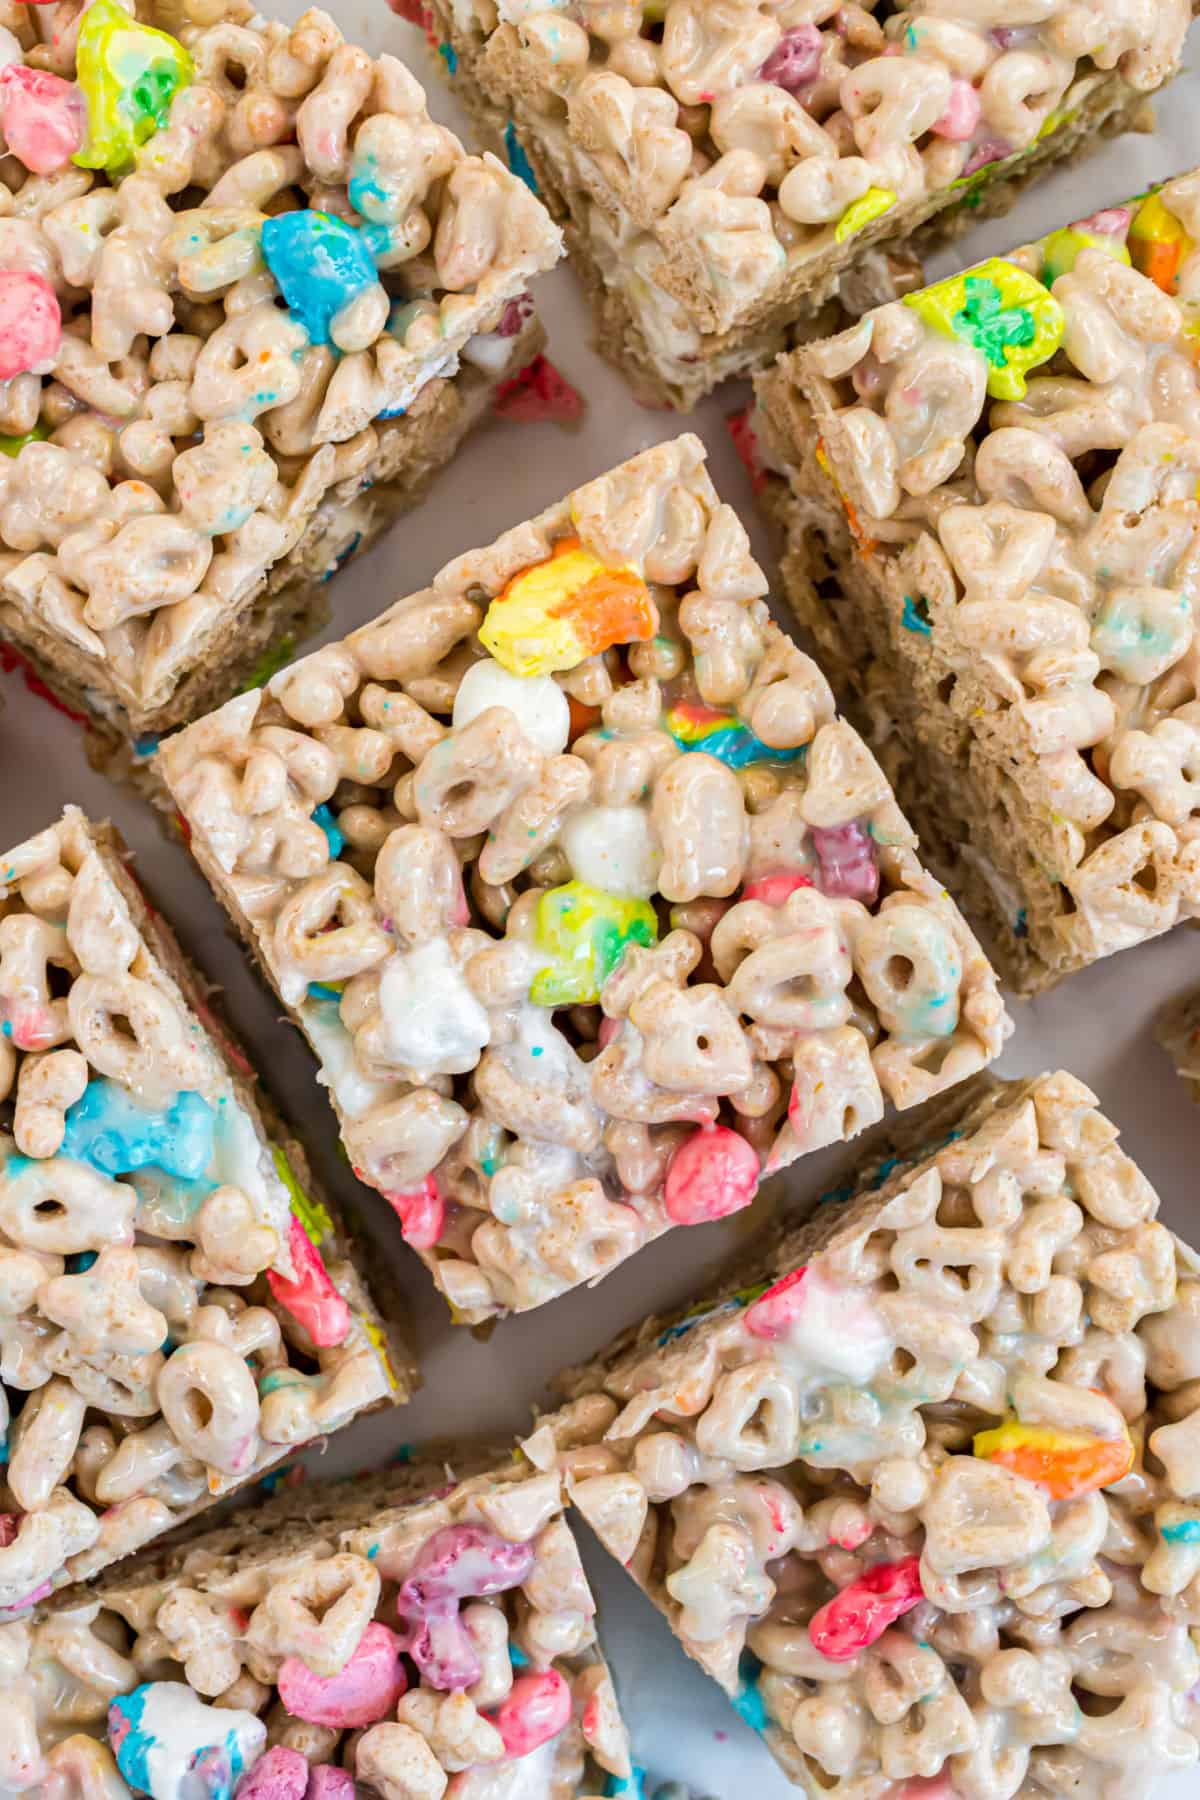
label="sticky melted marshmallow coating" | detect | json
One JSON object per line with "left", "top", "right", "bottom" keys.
{"left": 0, "top": 1456, "right": 632, "bottom": 1800}
{"left": 530, "top": 1070, "right": 1200, "bottom": 1799}
{"left": 0, "top": 0, "right": 561, "bottom": 724}
{"left": 157, "top": 432, "right": 1009, "bottom": 1325}
{"left": 758, "top": 168, "right": 1200, "bottom": 988}
{"left": 0, "top": 807, "right": 407, "bottom": 1613}
{"left": 423, "top": 0, "right": 1190, "bottom": 397}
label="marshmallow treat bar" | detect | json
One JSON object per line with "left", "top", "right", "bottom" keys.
{"left": 1157, "top": 988, "right": 1200, "bottom": 1104}
{"left": 755, "top": 171, "right": 1200, "bottom": 993}
{"left": 0, "top": 807, "right": 415, "bottom": 1614}
{"left": 0, "top": 0, "right": 562, "bottom": 764}
{"left": 418, "top": 0, "right": 1194, "bottom": 411}
{"left": 530, "top": 1070, "right": 1200, "bottom": 1799}
{"left": 156, "top": 432, "right": 1010, "bottom": 1326}
{"left": 1, "top": 1450, "right": 633, "bottom": 1800}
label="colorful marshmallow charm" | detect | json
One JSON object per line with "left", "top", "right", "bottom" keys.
{"left": 811, "top": 822, "right": 878, "bottom": 902}
{"left": 0, "top": 271, "right": 60, "bottom": 381}
{"left": 452, "top": 656, "right": 571, "bottom": 756}
{"left": 265, "top": 1214, "right": 351, "bottom": 1348}
{"left": 1128, "top": 191, "right": 1194, "bottom": 293}
{"left": 61, "top": 1079, "right": 214, "bottom": 1180}
{"left": 904, "top": 257, "right": 1064, "bottom": 400}
{"left": 1040, "top": 208, "right": 1133, "bottom": 283}
{"left": 663, "top": 1125, "right": 760, "bottom": 1226}
{"left": 108, "top": 1682, "right": 266, "bottom": 1800}
{"left": 277, "top": 1624, "right": 407, "bottom": 1728}
{"left": 0, "top": 65, "right": 85, "bottom": 174}
{"left": 232, "top": 1748, "right": 308, "bottom": 1800}
{"left": 665, "top": 700, "right": 806, "bottom": 770}
{"left": 480, "top": 537, "right": 657, "bottom": 678}
{"left": 973, "top": 1415, "right": 1135, "bottom": 1500}
{"left": 807, "top": 1556, "right": 924, "bottom": 1661}
{"left": 384, "top": 1174, "right": 445, "bottom": 1249}
{"left": 834, "top": 186, "right": 896, "bottom": 244}
{"left": 73, "top": 0, "right": 193, "bottom": 175}
{"left": 494, "top": 1669, "right": 572, "bottom": 1757}
{"left": 529, "top": 880, "right": 657, "bottom": 1006}
{"left": 260, "top": 211, "right": 379, "bottom": 346}
{"left": 397, "top": 1523, "right": 536, "bottom": 1692}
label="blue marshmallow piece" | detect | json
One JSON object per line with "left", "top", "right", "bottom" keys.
{"left": 61, "top": 1079, "right": 215, "bottom": 1181}
{"left": 261, "top": 210, "right": 378, "bottom": 345}
{"left": 109, "top": 1683, "right": 266, "bottom": 1800}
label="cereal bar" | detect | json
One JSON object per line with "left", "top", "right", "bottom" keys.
{"left": 530, "top": 1069, "right": 1200, "bottom": 1798}
{"left": 1157, "top": 988, "right": 1200, "bottom": 1103}
{"left": 1, "top": 1449, "right": 633, "bottom": 1800}
{"left": 418, "top": 0, "right": 1193, "bottom": 410}
{"left": 0, "top": 0, "right": 562, "bottom": 763}
{"left": 0, "top": 807, "right": 414, "bottom": 1612}
{"left": 756, "top": 171, "right": 1200, "bottom": 993}
{"left": 156, "top": 433, "right": 1010, "bottom": 1324}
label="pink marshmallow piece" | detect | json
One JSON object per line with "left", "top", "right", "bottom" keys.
{"left": 741, "top": 870, "right": 814, "bottom": 907}
{"left": 265, "top": 1214, "right": 352, "bottom": 1348}
{"left": 1071, "top": 206, "right": 1133, "bottom": 237}
{"left": 398, "top": 1524, "right": 536, "bottom": 1619}
{"left": 0, "top": 270, "right": 59, "bottom": 381}
{"left": 744, "top": 1267, "right": 809, "bottom": 1340}
{"left": 277, "top": 1622, "right": 407, "bottom": 1728}
{"left": 304, "top": 1771, "right": 355, "bottom": 1800}
{"left": 931, "top": 77, "right": 981, "bottom": 141}
{"left": 808, "top": 1555, "right": 924, "bottom": 1662}
{"left": 494, "top": 1669, "right": 572, "bottom": 1759}
{"left": 401, "top": 1610, "right": 481, "bottom": 1692}
{"left": 384, "top": 1174, "right": 445, "bottom": 1250}
{"left": 663, "top": 1124, "right": 759, "bottom": 1226}
{"left": 759, "top": 24, "right": 822, "bottom": 93}
{"left": 233, "top": 1747, "right": 308, "bottom": 1800}
{"left": 0, "top": 66, "right": 84, "bottom": 174}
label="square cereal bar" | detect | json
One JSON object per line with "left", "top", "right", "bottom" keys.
{"left": 421, "top": 0, "right": 1193, "bottom": 409}
{"left": 531, "top": 1070, "right": 1200, "bottom": 1797}
{"left": 158, "top": 432, "right": 1009, "bottom": 1325}
{"left": 756, "top": 171, "right": 1200, "bottom": 993}
{"left": 0, "top": 807, "right": 414, "bottom": 1613}
{"left": 0, "top": 0, "right": 561, "bottom": 763}
{"left": 2, "top": 1449, "right": 632, "bottom": 1799}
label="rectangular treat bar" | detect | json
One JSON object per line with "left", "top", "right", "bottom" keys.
{"left": 0, "top": 0, "right": 561, "bottom": 765}
{"left": 0, "top": 807, "right": 414, "bottom": 1613}
{"left": 421, "top": 0, "right": 1193, "bottom": 409}
{"left": 2, "top": 1449, "right": 633, "bottom": 1799}
{"left": 157, "top": 432, "right": 1010, "bottom": 1324}
{"left": 532, "top": 1070, "right": 1200, "bottom": 1797}
{"left": 756, "top": 170, "right": 1200, "bottom": 993}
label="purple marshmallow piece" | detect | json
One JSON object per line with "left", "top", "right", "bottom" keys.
{"left": 758, "top": 25, "right": 822, "bottom": 94}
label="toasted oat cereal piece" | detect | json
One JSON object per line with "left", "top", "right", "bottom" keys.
{"left": 756, "top": 171, "right": 1200, "bottom": 993}
{"left": 0, "top": 0, "right": 562, "bottom": 770}
{"left": 419, "top": 0, "right": 1194, "bottom": 409}
{"left": 157, "top": 432, "right": 1009, "bottom": 1325}
{"left": 1, "top": 1448, "right": 632, "bottom": 1800}
{"left": 531, "top": 1070, "right": 1200, "bottom": 1797}
{"left": 0, "top": 807, "right": 414, "bottom": 1612}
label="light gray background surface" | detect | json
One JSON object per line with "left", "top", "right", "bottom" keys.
{"left": 2, "top": 10, "right": 1199, "bottom": 1792}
